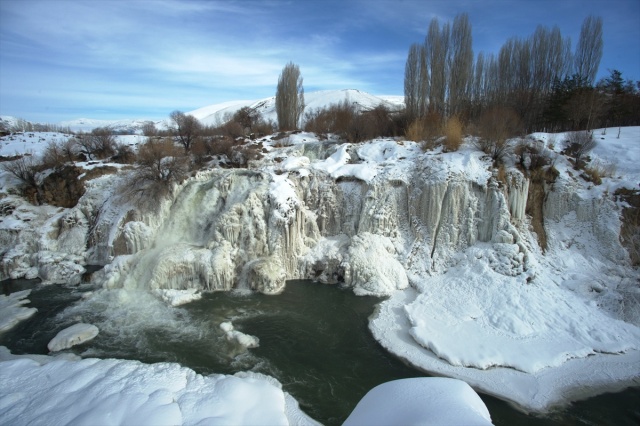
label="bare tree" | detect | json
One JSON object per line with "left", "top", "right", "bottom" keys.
{"left": 448, "top": 13, "right": 473, "bottom": 118}
{"left": 141, "top": 121, "right": 158, "bottom": 137}
{"left": 574, "top": 16, "right": 603, "bottom": 86}
{"left": 275, "top": 62, "right": 305, "bottom": 131}
{"left": 75, "top": 127, "right": 117, "bottom": 160}
{"left": 425, "top": 18, "right": 450, "bottom": 116}
{"left": 404, "top": 43, "right": 428, "bottom": 121}
{"left": 128, "top": 138, "right": 188, "bottom": 199}
{"left": 170, "top": 111, "right": 202, "bottom": 152}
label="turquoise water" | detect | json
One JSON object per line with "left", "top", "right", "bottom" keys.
{"left": 1, "top": 279, "right": 639, "bottom": 425}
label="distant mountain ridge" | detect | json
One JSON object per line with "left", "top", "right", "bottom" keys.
{"left": 1, "top": 90, "right": 404, "bottom": 134}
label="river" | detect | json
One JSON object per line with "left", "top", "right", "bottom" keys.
{"left": 1, "top": 279, "right": 639, "bottom": 425}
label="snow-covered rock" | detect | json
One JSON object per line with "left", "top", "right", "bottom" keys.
{"left": 152, "top": 288, "right": 202, "bottom": 306}
{"left": 343, "top": 378, "right": 493, "bottom": 426}
{"left": 47, "top": 323, "right": 99, "bottom": 352}
{"left": 219, "top": 321, "right": 260, "bottom": 348}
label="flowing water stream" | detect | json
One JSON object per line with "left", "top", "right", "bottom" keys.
{"left": 1, "top": 279, "right": 639, "bottom": 425}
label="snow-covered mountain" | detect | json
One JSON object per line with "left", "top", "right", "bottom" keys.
{"left": 188, "top": 89, "right": 404, "bottom": 126}
{"left": 2, "top": 90, "right": 404, "bottom": 134}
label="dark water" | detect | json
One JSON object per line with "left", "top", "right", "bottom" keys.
{"left": 1, "top": 279, "right": 639, "bottom": 425}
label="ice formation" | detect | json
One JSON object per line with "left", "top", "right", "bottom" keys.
{"left": 0, "top": 290, "right": 37, "bottom": 332}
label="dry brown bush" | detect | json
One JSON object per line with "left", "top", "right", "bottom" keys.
{"left": 443, "top": 116, "right": 463, "bottom": 152}
{"left": 405, "top": 111, "right": 442, "bottom": 144}
{"left": 113, "top": 143, "right": 136, "bottom": 164}
{"left": 473, "top": 106, "right": 522, "bottom": 162}
{"left": 127, "top": 138, "right": 188, "bottom": 199}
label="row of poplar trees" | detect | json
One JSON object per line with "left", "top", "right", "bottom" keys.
{"left": 404, "top": 14, "right": 615, "bottom": 132}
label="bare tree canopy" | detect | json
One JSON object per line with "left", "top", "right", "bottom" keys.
{"left": 170, "top": 111, "right": 202, "bottom": 151}
{"left": 574, "top": 15, "right": 603, "bottom": 86}
{"left": 275, "top": 62, "right": 305, "bottom": 131}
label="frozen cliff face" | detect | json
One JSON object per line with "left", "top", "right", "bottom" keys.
{"left": 2, "top": 133, "right": 636, "bottom": 307}
{"left": 0, "top": 195, "right": 87, "bottom": 283}
{"left": 75, "top": 139, "right": 530, "bottom": 295}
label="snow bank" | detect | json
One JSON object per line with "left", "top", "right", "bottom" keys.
{"left": 0, "top": 347, "right": 319, "bottom": 426}
{"left": 0, "top": 290, "right": 37, "bottom": 332}
{"left": 312, "top": 144, "right": 377, "bottom": 182}
{"left": 47, "top": 323, "right": 99, "bottom": 352}
{"left": 371, "top": 287, "right": 640, "bottom": 412}
{"left": 343, "top": 378, "right": 493, "bottom": 426}
{"left": 404, "top": 246, "right": 640, "bottom": 374}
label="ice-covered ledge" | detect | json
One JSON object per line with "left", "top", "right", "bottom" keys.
{"left": 370, "top": 288, "right": 640, "bottom": 413}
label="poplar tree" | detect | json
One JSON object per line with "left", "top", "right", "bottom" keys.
{"left": 404, "top": 43, "right": 428, "bottom": 121}
{"left": 275, "top": 62, "right": 305, "bottom": 131}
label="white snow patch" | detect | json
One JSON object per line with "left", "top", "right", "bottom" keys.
{"left": 312, "top": 144, "right": 377, "bottom": 182}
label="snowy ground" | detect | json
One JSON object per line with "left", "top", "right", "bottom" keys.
{"left": 1, "top": 125, "right": 639, "bottom": 421}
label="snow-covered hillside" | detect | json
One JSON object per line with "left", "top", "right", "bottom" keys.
{"left": 1, "top": 123, "right": 639, "bottom": 422}
{"left": 2, "top": 90, "right": 404, "bottom": 134}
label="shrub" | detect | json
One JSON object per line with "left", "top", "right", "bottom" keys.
{"left": 41, "top": 141, "right": 67, "bottom": 169}
{"left": 564, "top": 130, "right": 596, "bottom": 167}
{"left": 113, "top": 143, "right": 136, "bottom": 164}
{"left": 0, "top": 155, "right": 41, "bottom": 203}
{"left": 405, "top": 111, "right": 442, "bottom": 144}
{"left": 473, "top": 106, "right": 522, "bottom": 163}
{"left": 405, "top": 118, "right": 428, "bottom": 142}
{"left": 443, "top": 116, "right": 463, "bottom": 152}
{"left": 514, "top": 138, "right": 553, "bottom": 172}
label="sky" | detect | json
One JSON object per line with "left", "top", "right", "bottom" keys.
{"left": 0, "top": 0, "right": 638, "bottom": 123}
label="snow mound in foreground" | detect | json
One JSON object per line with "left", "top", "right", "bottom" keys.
{"left": 343, "top": 377, "right": 493, "bottom": 426}
{"left": 0, "top": 347, "right": 319, "bottom": 426}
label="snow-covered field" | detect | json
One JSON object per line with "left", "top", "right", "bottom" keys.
{"left": 1, "top": 104, "right": 639, "bottom": 423}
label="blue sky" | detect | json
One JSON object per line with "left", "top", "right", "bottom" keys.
{"left": 1, "top": 0, "right": 638, "bottom": 123}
